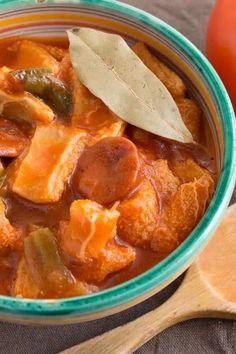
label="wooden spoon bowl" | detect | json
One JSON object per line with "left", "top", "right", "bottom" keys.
{"left": 62, "top": 203, "right": 236, "bottom": 354}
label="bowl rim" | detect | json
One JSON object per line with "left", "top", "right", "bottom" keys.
{"left": 0, "top": 0, "right": 235, "bottom": 318}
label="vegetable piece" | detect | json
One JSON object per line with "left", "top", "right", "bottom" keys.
{"left": 68, "top": 28, "right": 193, "bottom": 143}
{"left": 59, "top": 199, "right": 120, "bottom": 259}
{"left": 9, "top": 40, "right": 59, "bottom": 74}
{"left": 77, "top": 241, "right": 136, "bottom": 282}
{"left": 175, "top": 98, "right": 201, "bottom": 142}
{"left": 118, "top": 178, "right": 159, "bottom": 247}
{"left": 12, "top": 68, "right": 71, "bottom": 115}
{"left": 12, "top": 124, "right": 87, "bottom": 203}
{"left": 132, "top": 42, "right": 186, "bottom": 99}
{"left": 0, "top": 89, "right": 54, "bottom": 123}
{"left": 24, "top": 228, "right": 75, "bottom": 295}
{"left": 0, "top": 199, "right": 20, "bottom": 252}
{"left": 0, "top": 118, "right": 29, "bottom": 157}
{"left": 76, "top": 137, "right": 140, "bottom": 204}
{"left": 14, "top": 257, "right": 97, "bottom": 298}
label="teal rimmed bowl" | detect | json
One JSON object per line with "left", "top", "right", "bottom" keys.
{"left": 0, "top": 0, "right": 235, "bottom": 324}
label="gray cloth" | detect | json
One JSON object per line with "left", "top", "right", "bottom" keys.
{"left": 1, "top": 1, "right": 236, "bottom": 353}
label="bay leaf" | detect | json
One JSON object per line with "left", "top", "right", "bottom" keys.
{"left": 68, "top": 28, "right": 193, "bottom": 143}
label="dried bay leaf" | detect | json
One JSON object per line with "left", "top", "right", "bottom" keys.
{"left": 68, "top": 28, "right": 193, "bottom": 143}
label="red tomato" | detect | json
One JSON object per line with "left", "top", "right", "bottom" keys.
{"left": 206, "top": 0, "right": 236, "bottom": 109}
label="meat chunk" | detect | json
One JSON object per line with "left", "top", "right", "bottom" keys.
{"left": 12, "top": 124, "right": 87, "bottom": 203}
{"left": 9, "top": 40, "right": 60, "bottom": 74}
{"left": 133, "top": 42, "right": 186, "bottom": 98}
{"left": 34, "top": 43, "right": 68, "bottom": 61}
{"left": 118, "top": 178, "right": 159, "bottom": 247}
{"left": 78, "top": 241, "right": 136, "bottom": 283}
{"left": 67, "top": 63, "right": 125, "bottom": 140}
{"left": 76, "top": 137, "right": 140, "bottom": 205}
{"left": 0, "top": 199, "right": 19, "bottom": 252}
{"left": 144, "top": 159, "right": 180, "bottom": 205}
{"left": 9, "top": 40, "right": 68, "bottom": 62}
{"left": 60, "top": 199, "right": 120, "bottom": 259}
{"left": 151, "top": 174, "right": 215, "bottom": 257}
{"left": 176, "top": 98, "right": 201, "bottom": 141}
{"left": 171, "top": 159, "right": 215, "bottom": 194}
{"left": 60, "top": 199, "right": 135, "bottom": 282}
{"left": 0, "top": 119, "right": 29, "bottom": 157}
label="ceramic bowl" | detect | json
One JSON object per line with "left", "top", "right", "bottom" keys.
{"left": 0, "top": 0, "right": 235, "bottom": 325}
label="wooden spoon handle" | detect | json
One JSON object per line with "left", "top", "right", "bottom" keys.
{"left": 61, "top": 266, "right": 226, "bottom": 354}
{"left": 61, "top": 295, "right": 186, "bottom": 354}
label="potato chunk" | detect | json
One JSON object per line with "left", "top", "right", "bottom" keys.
{"left": 60, "top": 199, "right": 120, "bottom": 259}
{"left": 0, "top": 199, "right": 19, "bottom": 252}
{"left": 132, "top": 42, "right": 186, "bottom": 98}
{"left": 118, "top": 178, "right": 159, "bottom": 247}
{"left": 176, "top": 98, "right": 201, "bottom": 141}
{"left": 12, "top": 124, "right": 87, "bottom": 203}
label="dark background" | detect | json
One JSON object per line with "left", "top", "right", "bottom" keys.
{"left": 1, "top": 1, "right": 236, "bottom": 353}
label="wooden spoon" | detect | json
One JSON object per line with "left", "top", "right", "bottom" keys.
{"left": 62, "top": 203, "right": 236, "bottom": 354}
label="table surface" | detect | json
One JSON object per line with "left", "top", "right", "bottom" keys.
{"left": 1, "top": 1, "right": 236, "bottom": 354}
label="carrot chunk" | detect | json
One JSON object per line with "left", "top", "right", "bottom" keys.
{"left": 76, "top": 137, "right": 140, "bottom": 205}
{"left": 132, "top": 42, "right": 186, "bottom": 98}
{"left": 12, "top": 124, "right": 87, "bottom": 203}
